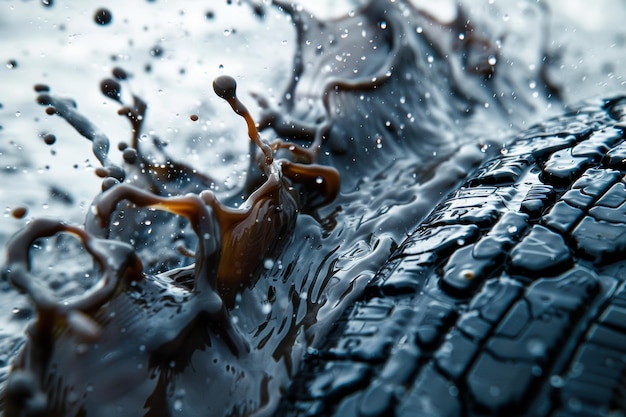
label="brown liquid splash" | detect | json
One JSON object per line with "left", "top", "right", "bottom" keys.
{"left": 5, "top": 68, "right": 340, "bottom": 415}
{"left": 2, "top": 1, "right": 558, "bottom": 416}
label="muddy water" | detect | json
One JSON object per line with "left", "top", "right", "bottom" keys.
{"left": 0, "top": 1, "right": 625, "bottom": 416}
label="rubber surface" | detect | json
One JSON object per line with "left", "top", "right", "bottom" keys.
{"left": 275, "top": 96, "right": 626, "bottom": 417}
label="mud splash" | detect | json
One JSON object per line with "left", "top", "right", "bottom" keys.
{"left": 1, "top": 1, "right": 563, "bottom": 416}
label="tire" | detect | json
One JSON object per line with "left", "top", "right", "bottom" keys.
{"left": 274, "top": 96, "right": 626, "bottom": 417}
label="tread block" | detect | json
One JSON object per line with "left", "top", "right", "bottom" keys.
{"left": 467, "top": 353, "right": 538, "bottom": 411}
{"left": 508, "top": 135, "right": 576, "bottom": 160}
{"left": 520, "top": 184, "right": 556, "bottom": 218}
{"left": 488, "top": 313, "right": 569, "bottom": 365}
{"left": 570, "top": 141, "right": 608, "bottom": 160}
{"left": 329, "top": 303, "right": 413, "bottom": 361}
{"left": 379, "top": 343, "right": 421, "bottom": 384}
{"left": 571, "top": 343, "right": 625, "bottom": 377}
{"left": 305, "top": 362, "right": 372, "bottom": 401}
{"left": 411, "top": 301, "right": 457, "bottom": 350}
{"left": 571, "top": 168, "right": 621, "bottom": 197}
{"left": 358, "top": 382, "right": 396, "bottom": 417}
{"left": 541, "top": 149, "right": 591, "bottom": 185}
{"left": 396, "top": 365, "right": 462, "bottom": 417}
{"left": 440, "top": 244, "right": 499, "bottom": 297}
{"left": 572, "top": 217, "right": 626, "bottom": 264}
{"left": 586, "top": 127, "right": 624, "bottom": 149}
{"left": 395, "top": 224, "right": 479, "bottom": 259}
{"left": 596, "top": 181, "right": 626, "bottom": 208}
{"left": 589, "top": 204, "right": 626, "bottom": 224}
{"left": 468, "top": 279, "right": 522, "bottom": 323}
{"left": 435, "top": 329, "right": 479, "bottom": 380}
{"left": 561, "top": 379, "right": 621, "bottom": 409}
{"left": 598, "top": 304, "right": 626, "bottom": 331}
{"left": 468, "top": 156, "right": 529, "bottom": 186}
{"left": 542, "top": 201, "right": 585, "bottom": 234}
{"left": 483, "top": 269, "right": 600, "bottom": 369}
{"left": 491, "top": 301, "right": 530, "bottom": 338}
{"left": 558, "top": 340, "right": 626, "bottom": 413}
{"left": 560, "top": 189, "right": 594, "bottom": 209}
{"left": 525, "top": 268, "right": 600, "bottom": 317}
{"left": 604, "top": 142, "right": 626, "bottom": 169}
{"left": 377, "top": 264, "right": 427, "bottom": 296}
{"left": 456, "top": 311, "right": 492, "bottom": 342}
{"left": 509, "top": 225, "right": 572, "bottom": 276}
{"left": 424, "top": 187, "right": 503, "bottom": 227}
{"left": 440, "top": 212, "right": 529, "bottom": 298}
{"left": 586, "top": 324, "right": 626, "bottom": 352}
{"left": 473, "top": 211, "right": 530, "bottom": 259}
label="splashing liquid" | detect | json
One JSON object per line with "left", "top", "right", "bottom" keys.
{"left": 1, "top": 1, "right": 559, "bottom": 416}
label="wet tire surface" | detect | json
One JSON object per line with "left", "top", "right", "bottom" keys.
{"left": 275, "top": 96, "right": 626, "bottom": 417}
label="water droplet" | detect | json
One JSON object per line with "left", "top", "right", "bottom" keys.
{"left": 550, "top": 375, "right": 564, "bottom": 388}
{"left": 568, "top": 397, "right": 582, "bottom": 411}
{"left": 43, "top": 133, "right": 56, "bottom": 145}
{"left": 264, "top": 258, "right": 274, "bottom": 269}
{"left": 460, "top": 270, "right": 474, "bottom": 280}
{"left": 173, "top": 399, "right": 183, "bottom": 411}
{"left": 507, "top": 225, "right": 517, "bottom": 234}
{"left": 527, "top": 338, "right": 546, "bottom": 357}
{"left": 379, "top": 21, "right": 387, "bottom": 30}
{"left": 261, "top": 303, "right": 272, "bottom": 314}
{"left": 94, "top": 8, "right": 113, "bottom": 26}
{"left": 488, "top": 56, "right": 497, "bottom": 66}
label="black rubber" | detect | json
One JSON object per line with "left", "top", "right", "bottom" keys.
{"left": 274, "top": 96, "right": 626, "bottom": 417}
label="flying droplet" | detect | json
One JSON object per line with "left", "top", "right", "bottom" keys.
{"left": 94, "top": 8, "right": 113, "bottom": 26}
